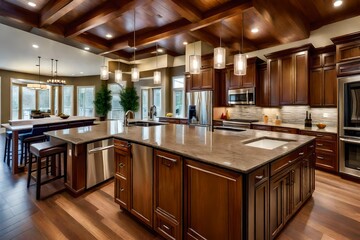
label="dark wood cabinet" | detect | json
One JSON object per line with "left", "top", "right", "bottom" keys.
{"left": 227, "top": 57, "right": 264, "bottom": 90}
{"left": 154, "top": 150, "right": 182, "bottom": 240}
{"left": 158, "top": 117, "right": 188, "bottom": 125}
{"left": 300, "top": 130, "right": 338, "bottom": 173}
{"left": 310, "top": 46, "right": 337, "bottom": 107}
{"left": 269, "top": 143, "right": 314, "bottom": 239}
{"left": 247, "top": 165, "right": 269, "bottom": 240}
{"left": 201, "top": 68, "right": 214, "bottom": 89}
{"left": 114, "top": 139, "right": 131, "bottom": 210}
{"left": 186, "top": 55, "right": 215, "bottom": 91}
{"left": 266, "top": 44, "right": 312, "bottom": 106}
{"left": 257, "top": 63, "right": 270, "bottom": 107}
{"left": 271, "top": 126, "right": 299, "bottom": 134}
{"left": 331, "top": 32, "right": 360, "bottom": 76}
{"left": 184, "top": 159, "right": 242, "bottom": 240}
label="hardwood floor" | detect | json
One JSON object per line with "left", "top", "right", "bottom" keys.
{"left": 0, "top": 133, "right": 359, "bottom": 240}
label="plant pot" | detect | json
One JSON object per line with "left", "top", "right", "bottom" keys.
{"left": 99, "top": 116, "right": 106, "bottom": 121}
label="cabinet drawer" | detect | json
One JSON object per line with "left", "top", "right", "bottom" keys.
{"left": 115, "top": 150, "right": 129, "bottom": 177}
{"left": 315, "top": 152, "right": 337, "bottom": 170}
{"left": 155, "top": 212, "right": 180, "bottom": 240}
{"left": 114, "top": 139, "right": 130, "bottom": 152}
{"left": 272, "top": 126, "right": 298, "bottom": 134}
{"left": 250, "top": 165, "right": 269, "bottom": 185}
{"left": 115, "top": 177, "right": 129, "bottom": 209}
{"left": 213, "top": 120, "right": 223, "bottom": 126}
{"left": 271, "top": 145, "right": 307, "bottom": 176}
{"left": 180, "top": 119, "right": 189, "bottom": 125}
{"left": 316, "top": 140, "right": 336, "bottom": 154}
{"left": 167, "top": 119, "right": 180, "bottom": 124}
{"left": 300, "top": 130, "right": 337, "bottom": 141}
{"left": 252, "top": 124, "right": 272, "bottom": 131}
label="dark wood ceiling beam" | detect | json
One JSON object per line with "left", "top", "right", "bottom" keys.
{"left": 75, "top": 33, "right": 110, "bottom": 51}
{"left": 65, "top": 0, "right": 151, "bottom": 38}
{"left": 164, "top": 0, "right": 202, "bottom": 22}
{"left": 253, "top": 0, "right": 310, "bottom": 43}
{"left": 0, "top": 1, "right": 38, "bottom": 27}
{"left": 40, "top": 0, "right": 86, "bottom": 27}
{"left": 133, "top": 1, "right": 253, "bottom": 48}
{"left": 188, "top": 30, "right": 232, "bottom": 49}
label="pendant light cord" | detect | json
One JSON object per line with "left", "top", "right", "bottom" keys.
{"left": 55, "top": 60, "right": 58, "bottom": 78}
{"left": 38, "top": 56, "right": 41, "bottom": 83}
{"left": 241, "top": 12, "right": 244, "bottom": 54}
{"left": 156, "top": 43, "right": 158, "bottom": 68}
{"left": 220, "top": 20, "right": 222, "bottom": 47}
{"left": 133, "top": 9, "right": 136, "bottom": 64}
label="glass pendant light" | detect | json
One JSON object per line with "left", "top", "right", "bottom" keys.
{"left": 100, "top": 57, "right": 109, "bottom": 80}
{"left": 234, "top": 13, "right": 247, "bottom": 76}
{"left": 115, "top": 61, "right": 122, "bottom": 83}
{"left": 154, "top": 43, "right": 161, "bottom": 84}
{"left": 189, "top": 42, "right": 200, "bottom": 74}
{"left": 131, "top": 9, "right": 139, "bottom": 82}
{"left": 214, "top": 21, "right": 226, "bottom": 69}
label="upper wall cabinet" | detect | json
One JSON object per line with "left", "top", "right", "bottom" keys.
{"left": 226, "top": 57, "right": 264, "bottom": 90}
{"left": 186, "top": 55, "right": 214, "bottom": 91}
{"left": 331, "top": 32, "right": 360, "bottom": 76}
{"left": 265, "top": 44, "right": 313, "bottom": 106}
{"left": 309, "top": 45, "right": 337, "bottom": 107}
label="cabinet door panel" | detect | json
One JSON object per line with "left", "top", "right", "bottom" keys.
{"left": 185, "top": 160, "right": 242, "bottom": 240}
{"left": 115, "top": 177, "right": 129, "bottom": 209}
{"left": 243, "top": 63, "right": 256, "bottom": 87}
{"left": 255, "top": 181, "right": 269, "bottom": 240}
{"left": 269, "top": 59, "right": 280, "bottom": 106}
{"left": 228, "top": 68, "right": 242, "bottom": 89}
{"left": 302, "top": 157, "right": 312, "bottom": 201}
{"left": 191, "top": 74, "right": 201, "bottom": 90}
{"left": 309, "top": 68, "right": 323, "bottom": 106}
{"left": 269, "top": 176, "right": 285, "bottom": 239}
{"left": 292, "top": 161, "right": 303, "bottom": 213}
{"left": 279, "top": 56, "right": 293, "bottom": 105}
{"left": 294, "top": 53, "right": 308, "bottom": 105}
{"left": 201, "top": 68, "right": 213, "bottom": 89}
{"left": 323, "top": 66, "right": 337, "bottom": 107}
{"left": 258, "top": 65, "right": 269, "bottom": 106}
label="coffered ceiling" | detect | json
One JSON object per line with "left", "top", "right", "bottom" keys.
{"left": 0, "top": 0, "right": 359, "bottom": 63}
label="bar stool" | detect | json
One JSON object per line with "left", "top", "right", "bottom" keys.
{"left": 20, "top": 124, "right": 49, "bottom": 165}
{"left": 3, "top": 130, "right": 31, "bottom": 166}
{"left": 28, "top": 141, "right": 67, "bottom": 200}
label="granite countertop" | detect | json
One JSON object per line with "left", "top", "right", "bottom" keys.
{"left": 252, "top": 122, "right": 337, "bottom": 134}
{"left": 46, "top": 120, "right": 314, "bottom": 173}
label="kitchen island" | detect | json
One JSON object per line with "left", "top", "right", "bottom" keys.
{"left": 46, "top": 120, "right": 315, "bottom": 239}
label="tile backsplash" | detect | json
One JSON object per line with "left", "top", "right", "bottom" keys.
{"left": 215, "top": 106, "right": 338, "bottom": 127}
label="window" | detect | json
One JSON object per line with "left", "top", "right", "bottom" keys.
{"left": 22, "top": 87, "right": 36, "bottom": 119}
{"left": 172, "top": 76, "right": 185, "bottom": 117}
{"left": 141, "top": 87, "right": 162, "bottom": 120}
{"left": 62, "top": 85, "right": 74, "bottom": 115}
{"left": 38, "top": 87, "right": 51, "bottom": 112}
{"left": 77, "top": 86, "right": 95, "bottom": 117}
{"left": 11, "top": 85, "right": 19, "bottom": 120}
{"left": 141, "top": 89, "right": 149, "bottom": 120}
{"left": 153, "top": 88, "right": 161, "bottom": 117}
{"left": 108, "top": 84, "right": 124, "bottom": 120}
{"left": 54, "top": 87, "right": 59, "bottom": 115}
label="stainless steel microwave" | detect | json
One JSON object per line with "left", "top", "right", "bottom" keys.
{"left": 228, "top": 88, "right": 255, "bottom": 105}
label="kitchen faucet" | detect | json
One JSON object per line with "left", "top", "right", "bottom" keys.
{"left": 149, "top": 105, "right": 157, "bottom": 120}
{"left": 124, "top": 110, "right": 134, "bottom": 126}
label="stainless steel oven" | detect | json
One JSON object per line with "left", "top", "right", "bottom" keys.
{"left": 228, "top": 88, "right": 255, "bottom": 105}
{"left": 339, "top": 76, "right": 360, "bottom": 177}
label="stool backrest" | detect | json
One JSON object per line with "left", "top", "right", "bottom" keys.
{"left": 32, "top": 124, "right": 49, "bottom": 136}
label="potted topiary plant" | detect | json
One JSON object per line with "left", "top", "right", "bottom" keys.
{"left": 94, "top": 84, "right": 112, "bottom": 121}
{"left": 119, "top": 86, "right": 139, "bottom": 116}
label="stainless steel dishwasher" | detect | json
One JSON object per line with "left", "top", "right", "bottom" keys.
{"left": 86, "top": 138, "right": 114, "bottom": 188}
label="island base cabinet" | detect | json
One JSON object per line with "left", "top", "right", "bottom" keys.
{"left": 154, "top": 150, "right": 182, "bottom": 240}
{"left": 184, "top": 160, "right": 242, "bottom": 240}
{"left": 114, "top": 145, "right": 131, "bottom": 210}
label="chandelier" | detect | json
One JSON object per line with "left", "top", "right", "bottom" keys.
{"left": 47, "top": 59, "right": 66, "bottom": 85}
{"left": 27, "top": 56, "right": 47, "bottom": 90}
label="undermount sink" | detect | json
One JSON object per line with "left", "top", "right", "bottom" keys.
{"left": 244, "top": 137, "right": 294, "bottom": 150}
{"left": 128, "top": 121, "right": 164, "bottom": 127}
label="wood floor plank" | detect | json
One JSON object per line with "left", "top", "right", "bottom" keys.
{"left": 31, "top": 211, "right": 68, "bottom": 240}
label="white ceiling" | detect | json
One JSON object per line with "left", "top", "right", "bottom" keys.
{"left": 0, "top": 23, "right": 105, "bottom": 77}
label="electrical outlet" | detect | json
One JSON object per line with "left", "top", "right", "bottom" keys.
{"left": 323, "top": 113, "right": 329, "bottom": 118}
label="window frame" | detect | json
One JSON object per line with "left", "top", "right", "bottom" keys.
{"left": 77, "top": 85, "right": 95, "bottom": 117}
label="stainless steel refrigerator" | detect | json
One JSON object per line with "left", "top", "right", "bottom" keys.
{"left": 186, "top": 91, "right": 213, "bottom": 126}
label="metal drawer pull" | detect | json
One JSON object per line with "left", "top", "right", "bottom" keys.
{"left": 340, "top": 138, "right": 360, "bottom": 144}
{"left": 162, "top": 224, "right": 170, "bottom": 230}
{"left": 317, "top": 156, "right": 324, "bottom": 160}
{"left": 88, "top": 145, "right": 114, "bottom": 154}
{"left": 158, "top": 155, "right": 177, "bottom": 163}
{"left": 120, "top": 188, "right": 125, "bottom": 192}
{"left": 299, "top": 152, "right": 304, "bottom": 156}
{"left": 255, "top": 175, "right": 264, "bottom": 180}
{"left": 119, "top": 144, "right": 128, "bottom": 148}
{"left": 317, "top": 143, "right": 323, "bottom": 146}
{"left": 119, "top": 163, "right": 125, "bottom": 168}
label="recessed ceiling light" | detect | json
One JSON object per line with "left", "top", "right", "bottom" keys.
{"left": 32, "top": 44, "right": 39, "bottom": 48}
{"left": 333, "top": 0, "right": 343, "bottom": 7}
{"left": 157, "top": 48, "right": 164, "bottom": 53}
{"left": 251, "top": 27, "right": 259, "bottom": 33}
{"left": 105, "top": 34, "right": 113, "bottom": 38}
{"left": 84, "top": 47, "right": 90, "bottom": 50}
{"left": 80, "top": 72, "right": 84, "bottom": 74}
{"left": 183, "top": 41, "right": 188, "bottom": 45}
{"left": 28, "top": 2, "right": 36, "bottom": 7}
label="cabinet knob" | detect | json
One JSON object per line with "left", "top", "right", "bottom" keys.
{"left": 162, "top": 224, "right": 170, "bottom": 231}
{"left": 119, "top": 163, "right": 125, "bottom": 168}
{"left": 317, "top": 143, "right": 323, "bottom": 146}
{"left": 316, "top": 134, "right": 324, "bottom": 137}
{"left": 120, "top": 188, "right": 125, "bottom": 192}
{"left": 255, "top": 175, "right": 264, "bottom": 180}
{"left": 299, "top": 152, "right": 304, "bottom": 156}
{"left": 317, "top": 156, "right": 324, "bottom": 160}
